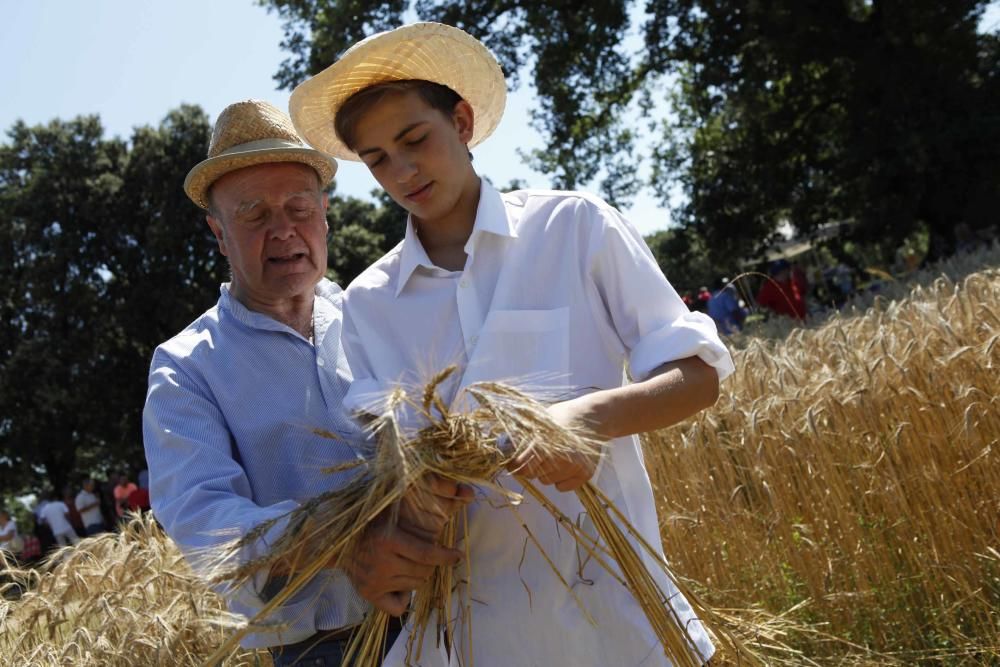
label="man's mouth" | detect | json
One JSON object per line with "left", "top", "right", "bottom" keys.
{"left": 268, "top": 252, "right": 307, "bottom": 264}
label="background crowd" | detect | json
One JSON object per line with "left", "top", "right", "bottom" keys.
{"left": 0, "top": 469, "right": 150, "bottom": 565}
{"left": 686, "top": 223, "right": 998, "bottom": 336}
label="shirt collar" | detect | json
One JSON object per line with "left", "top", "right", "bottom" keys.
{"left": 219, "top": 278, "right": 342, "bottom": 338}
{"left": 395, "top": 179, "right": 517, "bottom": 297}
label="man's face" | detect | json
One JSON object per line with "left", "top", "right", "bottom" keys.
{"left": 352, "top": 90, "right": 477, "bottom": 224}
{"left": 207, "top": 162, "right": 329, "bottom": 308}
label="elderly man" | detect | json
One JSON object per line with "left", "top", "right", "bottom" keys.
{"left": 142, "top": 100, "right": 465, "bottom": 666}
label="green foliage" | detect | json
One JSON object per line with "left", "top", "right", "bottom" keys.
{"left": 261, "top": 0, "right": 1000, "bottom": 267}
{"left": 326, "top": 189, "right": 406, "bottom": 284}
{"left": 0, "top": 108, "right": 404, "bottom": 494}
{"left": 0, "top": 109, "right": 226, "bottom": 494}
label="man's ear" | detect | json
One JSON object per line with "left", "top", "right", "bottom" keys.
{"left": 205, "top": 214, "right": 228, "bottom": 256}
{"left": 452, "top": 100, "right": 475, "bottom": 144}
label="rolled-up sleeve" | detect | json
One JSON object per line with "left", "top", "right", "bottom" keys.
{"left": 585, "top": 202, "right": 735, "bottom": 382}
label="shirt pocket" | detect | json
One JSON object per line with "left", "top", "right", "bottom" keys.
{"left": 463, "top": 307, "right": 570, "bottom": 391}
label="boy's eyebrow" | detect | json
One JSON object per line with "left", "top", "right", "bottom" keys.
{"left": 357, "top": 122, "right": 429, "bottom": 157}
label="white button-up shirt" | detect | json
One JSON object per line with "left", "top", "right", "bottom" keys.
{"left": 342, "top": 181, "right": 735, "bottom": 667}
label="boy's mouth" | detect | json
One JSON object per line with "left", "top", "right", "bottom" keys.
{"left": 406, "top": 182, "right": 434, "bottom": 201}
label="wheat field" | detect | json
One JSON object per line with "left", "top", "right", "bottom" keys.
{"left": 2, "top": 251, "right": 997, "bottom": 666}
{"left": 646, "top": 250, "right": 1000, "bottom": 664}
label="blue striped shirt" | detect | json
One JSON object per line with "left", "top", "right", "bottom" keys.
{"left": 142, "top": 279, "right": 370, "bottom": 648}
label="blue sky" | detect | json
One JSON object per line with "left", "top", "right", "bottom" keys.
{"left": 2, "top": 1, "right": 998, "bottom": 235}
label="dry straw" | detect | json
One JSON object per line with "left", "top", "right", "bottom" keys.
{"left": 204, "top": 367, "right": 763, "bottom": 666}
{"left": 4, "top": 249, "right": 996, "bottom": 666}
{"left": 645, "top": 247, "right": 1000, "bottom": 662}
{"left": 0, "top": 512, "right": 269, "bottom": 666}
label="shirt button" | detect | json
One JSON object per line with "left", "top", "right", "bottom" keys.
{"left": 459, "top": 278, "right": 469, "bottom": 288}
{"left": 317, "top": 357, "right": 325, "bottom": 367}
{"left": 468, "top": 335, "right": 478, "bottom": 347}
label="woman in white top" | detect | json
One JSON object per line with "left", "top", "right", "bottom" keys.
{"left": 0, "top": 509, "right": 20, "bottom": 555}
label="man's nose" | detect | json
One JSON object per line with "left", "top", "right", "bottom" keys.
{"left": 269, "top": 210, "right": 298, "bottom": 239}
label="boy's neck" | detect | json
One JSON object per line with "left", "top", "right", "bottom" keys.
{"left": 414, "top": 175, "right": 482, "bottom": 272}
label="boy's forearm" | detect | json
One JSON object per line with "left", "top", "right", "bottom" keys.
{"left": 579, "top": 356, "right": 720, "bottom": 440}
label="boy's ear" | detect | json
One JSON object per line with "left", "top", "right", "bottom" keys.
{"left": 452, "top": 100, "right": 475, "bottom": 144}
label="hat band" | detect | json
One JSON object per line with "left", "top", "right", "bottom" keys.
{"left": 215, "top": 137, "right": 311, "bottom": 157}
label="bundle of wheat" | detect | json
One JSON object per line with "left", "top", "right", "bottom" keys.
{"left": 0, "top": 512, "right": 269, "bottom": 666}
{"left": 206, "top": 368, "right": 765, "bottom": 666}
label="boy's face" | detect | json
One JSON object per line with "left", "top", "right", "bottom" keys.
{"left": 352, "top": 90, "right": 478, "bottom": 224}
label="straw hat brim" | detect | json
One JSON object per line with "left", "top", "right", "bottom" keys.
{"left": 184, "top": 146, "right": 337, "bottom": 211}
{"left": 289, "top": 22, "right": 506, "bottom": 161}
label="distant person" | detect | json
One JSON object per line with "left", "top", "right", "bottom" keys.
{"left": 63, "top": 487, "right": 85, "bottom": 536}
{"left": 707, "top": 280, "right": 747, "bottom": 335}
{"left": 0, "top": 509, "right": 21, "bottom": 557}
{"left": 693, "top": 285, "right": 712, "bottom": 313}
{"left": 113, "top": 473, "right": 138, "bottom": 520}
{"left": 127, "top": 485, "right": 151, "bottom": 513}
{"left": 757, "top": 259, "right": 808, "bottom": 320}
{"left": 33, "top": 498, "right": 55, "bottom": 553}
{"left": 39, "top": 492, "right": 80, "bottom": 547}
{"left": 75, "top": 478, "right": 106, "bottom": 535}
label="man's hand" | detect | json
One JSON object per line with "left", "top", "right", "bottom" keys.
{"left": 343, "top": 514, "right": 464, "bottom": 617}
{"left": 509, "top": 395, "right": 605, "bottom": 492}
{"left": 398, "top": 474, "right": 474, "bottom": 542}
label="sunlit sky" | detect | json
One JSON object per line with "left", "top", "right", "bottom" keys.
{"left": 3, "top": 1, "right": 998, "bottom": 235}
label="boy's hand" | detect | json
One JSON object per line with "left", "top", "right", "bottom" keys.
{"left": 509, "top": 396, "right": 605, "bottom": 492}
{"left": 399, "top": 474, "right": 474, "bottom": 542}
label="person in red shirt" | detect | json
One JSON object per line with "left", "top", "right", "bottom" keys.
{"left": 113, "top": 474, "right": 138, "bottom": 521}
{"left": 757, "top": 259, "right": 809, "bottom": 320}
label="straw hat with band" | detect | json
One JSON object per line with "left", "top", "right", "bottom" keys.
{"left": 184, "top": 99, "right": 337, "bottom": 211}
{"left": 289, "top": 22, "right": 507, "bottom": 161}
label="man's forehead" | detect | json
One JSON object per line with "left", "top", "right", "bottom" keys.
{"left": 212, "top": 162, "right": 322, "bottom": 206}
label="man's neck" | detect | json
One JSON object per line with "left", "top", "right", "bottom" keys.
{"left": 414, "top": 176, "right": 482, "bottom": 272}
{"left": 230, "top": 285, "right": 316, "bottom": 338}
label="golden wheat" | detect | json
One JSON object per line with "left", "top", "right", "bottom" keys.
{"left": 0, "top": 513, "right": 270, "bottom": 666}
{"left": 3, "top": 252, "right": 997, "bottom": 666}
{"left": 645, "top": 260, "right": 1000, "bottom": 664}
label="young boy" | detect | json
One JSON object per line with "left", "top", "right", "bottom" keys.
{"left": 290, "top": 22, "right": 734, "bottom": 667}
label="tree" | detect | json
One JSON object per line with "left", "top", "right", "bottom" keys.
{"left": 262, "top": 0, "right": 1000, "bottom": 269}
{"left": 0, "top": 109, "right": 226, "bottom": 494}
{"left": 326, "top": 189, "right": 406, "bottom": 285}
{"left": 0, "top": 106, "right": 405, "bottom": 493}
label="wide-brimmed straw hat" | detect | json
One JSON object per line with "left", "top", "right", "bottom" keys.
{"left": 289, "top": 22, "right": 506, "bottom": 161}
{"left": 184, "top": 99, "right": 337, "bottom": 210}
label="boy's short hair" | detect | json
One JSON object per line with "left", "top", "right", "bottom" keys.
{"left": 334, "top": 79, "right": 464, "bottom": 151}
